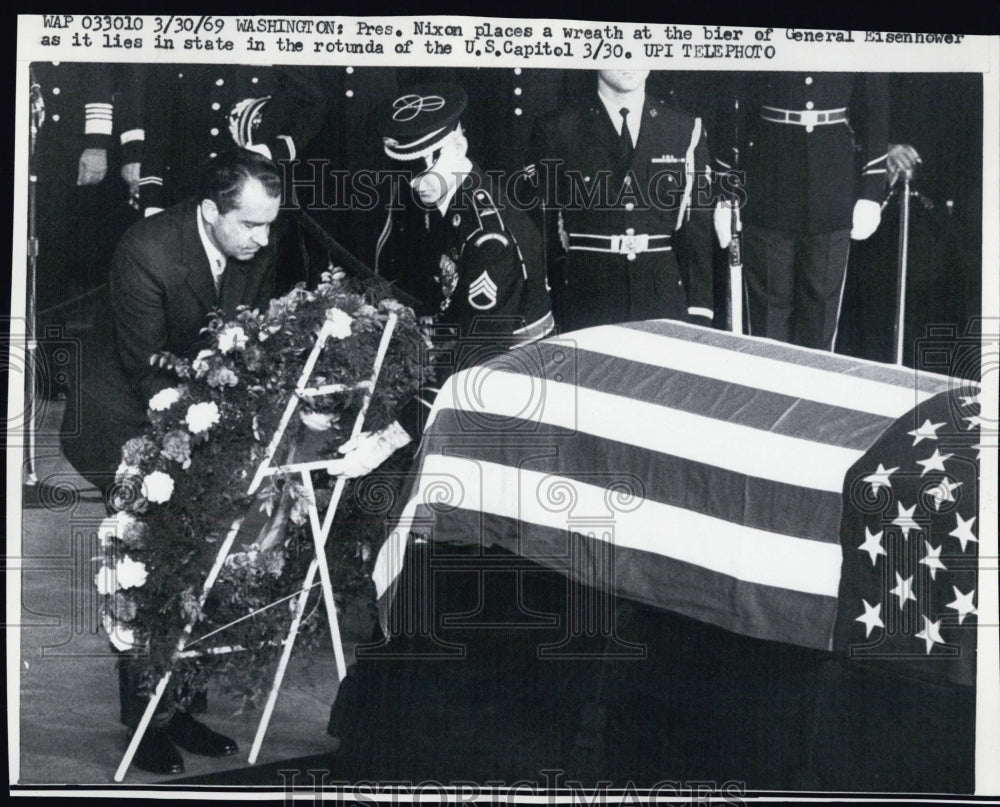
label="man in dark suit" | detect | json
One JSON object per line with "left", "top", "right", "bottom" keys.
{"left": 61, "top": 149, "right": 283, "bottom": 774}
{"left": 529, "top": 69, "right": 715, "bottom": 333}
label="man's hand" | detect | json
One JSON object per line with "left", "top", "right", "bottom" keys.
{"left": 77, "top": 148, "right": 108, "bottom": 185}
{"left": 121, "top": 162, "right": 141, "bottom": 196}
{"left": 850, "top": 199, "right": 882, "bottom": 240}
{"left": 325, "top": 421, "right": 412, "bottom": 479}
{"left": 887, "top": 143, "right": 922, "bottom": 186}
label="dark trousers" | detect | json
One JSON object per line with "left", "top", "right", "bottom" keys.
{"left": 117, "top": 650, "right": 207, "bottom": 730}
{"left": 744, "top": 224, "right": 851, "bottom": 350}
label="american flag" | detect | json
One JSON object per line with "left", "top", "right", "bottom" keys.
{"left": 373, "top": 320, "right": 979, "bottom": 682}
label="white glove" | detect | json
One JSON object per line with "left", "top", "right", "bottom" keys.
{"left": 851, "top": 199, "right": 882, "bottom": 240}
{"left": 713, "top": 200, "right": 735, "bottom": 249}
{"left": 325, "top": 421, "right": 411, "bottom": 479}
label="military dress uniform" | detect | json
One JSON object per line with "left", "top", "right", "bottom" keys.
{"left": 136, "top": 64, "right": 328, "bottom": 212}
{"left": 32, "top": 62, "right": 122, "bottom": 312}
{"left": 717, "top": 72, "right": 889, "bottom": 350}
{"left": 375, "top": 85, "right": 553, "bottom": 419}
{"left": 531, "top": 93, "right": 715, "bottom": 333}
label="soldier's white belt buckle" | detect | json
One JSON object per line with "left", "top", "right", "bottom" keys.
{"left": 612, "top": 234, "right": 649, "bottom": 256}
{"left": 798, "top": 109, "right": 820, "bottom": 127}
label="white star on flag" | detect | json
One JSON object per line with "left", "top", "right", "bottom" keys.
{"left": 855, "top": 599, "right": 884, "bottom": 637}
{"left": 947, "top": 587, "right": 977, "bottom": 625}
{"left": 915, "top": 615, "right": 945, "bottom": 654}
{"left": 890, "top": 572, "right": 916, "bottom": 610}
{"left": 958, "top": 390, "right": 981, "bottom": 408}
{"left": 928, "top": 477, "right": 961, "bottom": 510}
{"left": 863, "top": 463, "right": 898, "bottom": 493}
{"left": 917, "top": 448, "right": 953, "bottom": 476}
{"left": 949, "top": 513, "right": 978, "bottom": 552}
{"left": 963, "top": 413, "right": 987, "bottom": 431}
{"left": 858, "top": 526, "right": 886, "bottom": 565}
{"left": 919, "top": 540, "right": 947, "bottom": 580}
{"left": 907, "top": 419, "right": 944, "bottom": 445}
{"left": 891, "top": 502, "right": 920, "bottom": 540}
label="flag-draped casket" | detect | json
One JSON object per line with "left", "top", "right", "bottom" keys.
{"left": 373, "top": 321, "right": 982, "bottom": 687}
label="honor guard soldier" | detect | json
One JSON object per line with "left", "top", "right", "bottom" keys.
{"left": 529, "top": 69, "right": 715, "bottom": 333}
{"left": 375, "top": 84, "right": 554, "bottom": 412}
{"left": 712, "top": 73, "right": 889, "bottom": 350}
{"left": 135, "top": 64, "right": 328, "bottom": 215}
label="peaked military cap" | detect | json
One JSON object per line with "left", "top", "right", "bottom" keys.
{"left": 380, "top": 84, "right": 468, "bottom": 161}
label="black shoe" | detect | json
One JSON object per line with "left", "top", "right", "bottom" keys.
{"left": 131, "top": 726, "right": 185, "bottom": 775}
{"left": 166, "top": 711, "right": 238, "bottom": 757}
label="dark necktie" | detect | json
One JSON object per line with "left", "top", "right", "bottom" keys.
{"left": 619, "top": 107, "right": 634, "bottom": 163}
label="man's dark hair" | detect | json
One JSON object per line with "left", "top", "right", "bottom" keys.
{"left": 198, "top": 148, "right": 283, "bottom": 213}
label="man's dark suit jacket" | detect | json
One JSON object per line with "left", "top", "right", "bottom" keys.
{"left": 61, "top": 200, "right": 278, "bottom": 491}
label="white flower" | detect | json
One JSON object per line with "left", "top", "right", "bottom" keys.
{"left": 217, "top": 325, "right": 249, "bottom": 354}
{"left": 324, "top": 307, "right": 354, "bottom": 340}
{"left": 142, "top": 470, "right": 175, "bottom": 504}
{"left": 116, "top": 556, "right": 148, "bottom": 589}
{"left": 115, "top": 462, "right": 142, "bottom": 482}
{"left": 148, "top": 386, "right": 182, "bottom": 412}
{"left": 98, "top": 515, "right": 119, "bottom": 548}
{"left": 185, "top": 401, "right": 220, "bottom": 434}
{"left": 102, "top": 612, "right": 140, "bottom": 652}
{"left": 192, "top": 349, "right": 214, "bottom": 378}
{"left": 94, "top": 565, "right": 117, "bottom": 595}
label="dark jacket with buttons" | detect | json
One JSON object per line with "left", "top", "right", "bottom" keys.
{"left": 136, "top": 64, "right": 328, "bottom": 211}
{"left": 715, "top": 72, "right": 889, "bottom": 235}
{"left": 376, "top": 164, "right": 553, "bottom": 370}
{"left": 530, "top": 93, "right": 714, "bottom": 332}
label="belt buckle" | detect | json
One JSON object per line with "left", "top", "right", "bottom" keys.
{"left": 620, "top": 233, "right": 648, "bottom": 257}
{"left": 798, "top": 109, "right": 819, "bottom": 127}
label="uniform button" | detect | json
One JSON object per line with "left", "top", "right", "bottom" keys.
{"left": 627, "top": 253, "right": 637, "bottom": 262}
{"left": 625, "top": 227, "right": 635, "bottom": 236}
{"left": 210, "top": 127, "right": 219, "bottom": 136}
{"left": 805, "top": 101, "right": 814, "bottom": 110}
{"left": 514, "top": 67, "right": 522, "bottom": 75}
{"left": 805, "top": 76, "right": 813, "bottom": 85}
{"left": 215, "top": 78, "right": 224, "bottom": 86}
{"left": 52, "top": 61, "right": 60, "bottom": 66}
{"left": 210, "top": 152, "right": 217, "bottom": 158}
{"left": 625, "top": 202, "right": 635, "bottom": 212}
{"left": 514, "top": 87, "right": 522, "bottom": 96}
{"left": 514, "top": 108, "right": 522, "bottom": 116}
{"left": 52, "top": 87, "right": 60, "bottom": 95}
{"left": 345, "top": 89, "right": 354, "bottom": 98}
{"left": 51, "top": 113, "right": 60, "bottom": 122}
{"left": 178, "top": 72, "right": 184, "bottom": 79}
{"left": 805, "top": 125, "right": 814, "bottom": 133}
{"left": 251, "top": 76, "right": 259, "bottom": 84}
{"left": 211, "top": 102, "right": 221, "bottom": 110}
{"left": 346, "top": 66, "right": 354, "bottom": 74}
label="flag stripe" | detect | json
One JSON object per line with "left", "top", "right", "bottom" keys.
{"left": 429, "top": 409, "right": 845, "bottom": 543}
{"left": 621, "top": 319, "right": 959, "bottom": 393}
{"left": 566, "top": 322, "right": 946, "bottom": 418}
{"left": 432, "top": 369, "right": 866, "bottom": 493}
{"left": 374, "top": 454, "right": 844, "bottom": 602}
{"left": 536, "top": 341, "right": 898, "bottom": 451}
{"left": 421, "top": 509, "right": 839, "bottom": 650}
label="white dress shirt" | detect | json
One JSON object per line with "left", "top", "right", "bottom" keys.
{"left": 196, "top": 205, "right": 227, "bottom": 293}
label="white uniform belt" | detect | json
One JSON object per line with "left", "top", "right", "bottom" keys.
{"left": 567, "top": 233, "right": 672, "bottom": 256}
{"left": 760, "top": 106, "right": 848, "bottom": 126}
